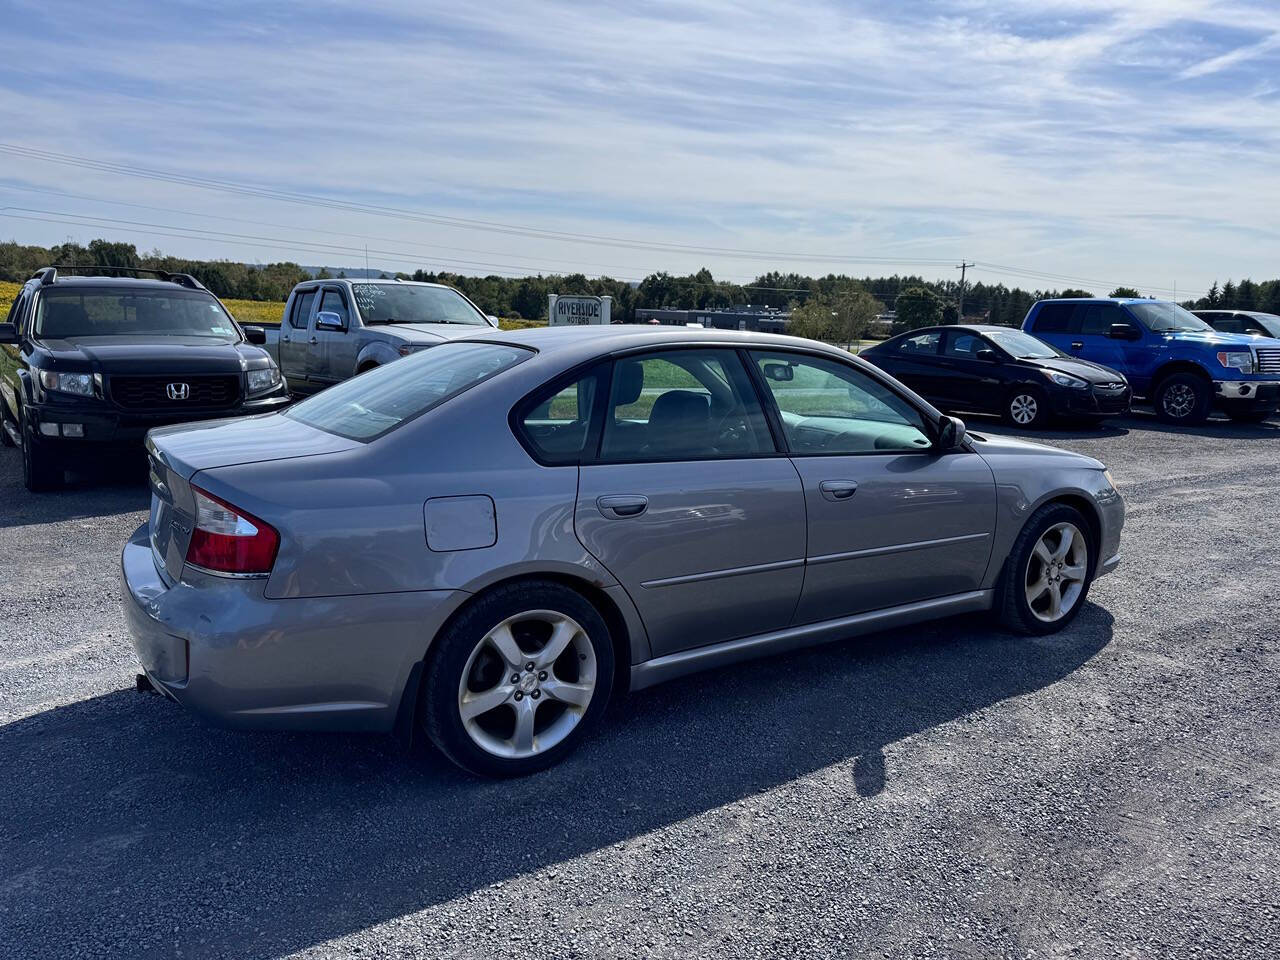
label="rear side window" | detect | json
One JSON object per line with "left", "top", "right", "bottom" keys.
{"left": 285, "top": 342, "right": 530, "bottom": 440}
{"left": 1030, "top": 303, "right": 1077, "bottom": 333}
{"left": 895, "top": 331, "right": 941, "bottom": 354}
{"left": 516, "top": 366, "right": 605, "bottom": 465}
{"left": 289, "top": 290, "right": 317, "bottom": 330}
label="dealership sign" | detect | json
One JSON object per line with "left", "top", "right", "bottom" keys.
{"left": 549, "top": 294, "right": 612, "bottom": 326}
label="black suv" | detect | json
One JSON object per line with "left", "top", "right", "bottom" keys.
{"left": 0, "top": 266, "right": 290, "bottom": 491}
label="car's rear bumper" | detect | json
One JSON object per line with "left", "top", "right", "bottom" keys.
{"left": 120, "top": 523, "right": 465, "bottom": 733}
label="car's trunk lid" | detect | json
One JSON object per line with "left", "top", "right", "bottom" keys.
{"left": 145, "top": 414, "right": 360, "bottom": 582}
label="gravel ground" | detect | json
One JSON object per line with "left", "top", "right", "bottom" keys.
{"left": 1, "top": 410, "right": 1278, "bottom": 959}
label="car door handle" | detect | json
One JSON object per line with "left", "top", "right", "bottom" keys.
{"left": 1071, "top": 341, "right": 1084, "bottom": 350}
{"left": 309, "top": 336, "right": 318, "bottom": 345}
{"left": 281, "top": 335, "right": 291, "bottom": 343}
{"left": 597, "top": 495, "right": 649, "bottom": 518}
{"left": 819, "top": 480, "right": 858, "bottom": 501}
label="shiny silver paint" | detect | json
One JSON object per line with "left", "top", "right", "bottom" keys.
{"left": 123, "top": 326, "right": 1124, "bottom": 734}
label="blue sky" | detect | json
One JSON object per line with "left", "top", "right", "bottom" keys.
{"left": 1, "top": 0, "right": 1278, "bottom": 298}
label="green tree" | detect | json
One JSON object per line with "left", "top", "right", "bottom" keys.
{"left": 895, "top": 286, "right": 945, "bottom": 332}
{"left": 1109, "top": 287, "right": 1141, "bottom": 298}
{"left": 1059, "top": 289, "right": 1094, "bottom": 298}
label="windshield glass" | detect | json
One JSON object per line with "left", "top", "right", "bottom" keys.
{"left": 285, "top": 341, "right": 530, "bottom": 440}
{"left": 1128, "top": 302, "right": 1212, "bottom": 333}
{"left": 35, "top": 287, "right": 238, "bottom": 340}
{"left": 985, "top": 329, "right": 1060, "bottom": 359}
{"left": 1246, "top": 314, "right": 1280, "bottom": 338}
{"left": 352, "top": 283, "right": 490, "bottom": 326}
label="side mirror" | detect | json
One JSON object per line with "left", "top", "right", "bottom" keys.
{"left": 762, "top": 362, "right": 794, "bottom": 382}
{"left": 242, "top": 325, "right": 267, "bottom": 345}
{"left": 1109, "top": 322, "right": 1140, "bottom": 340}
{"left": 936, "top": 415, "right": 967, "bottom": 451}
{"left": 975, "top": 348, "right": 998, "bottom": 363}
{"left": 0, "top": 322, "right": 16, "bottom": 345}
{"left": 315, "top": 311, "right": 346, "bottom": 332}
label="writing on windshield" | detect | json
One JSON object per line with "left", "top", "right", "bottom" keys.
{"left": 352, "top": 283, "right": 489, "bottom": 326}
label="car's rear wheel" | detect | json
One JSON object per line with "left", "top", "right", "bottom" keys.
{"left": 997, "top": 503, "right": 1094, "bottom": 635}
{"left": 1153, "top": 373, "right": 1211, "bottom": 424}
{"left": 421, "top": 580, "right": 615, "bottom": 777}
{"left": 1004, "top": 387, "right": 1049, "bottom": 428}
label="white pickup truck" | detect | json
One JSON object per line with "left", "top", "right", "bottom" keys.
{"left": 253, "top": 278, "right": 498, "bottom": 397}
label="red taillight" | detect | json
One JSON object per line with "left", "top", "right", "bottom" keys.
{"left": 185, "top": 485, "right": 279, "bottom": 576}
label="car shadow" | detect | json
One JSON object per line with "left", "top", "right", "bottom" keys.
{"left": 0, "top": 606, "right": 1113, "bottom": 958}
{"left": 0, "top": 446, "right": 149, "bottom": 529}
{"left": 963, "top": 408, "right": 1279, "bottom": 441}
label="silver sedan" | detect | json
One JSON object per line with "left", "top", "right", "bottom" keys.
{"left": 123, "top": 327, "right": 1124, "bottom": 776}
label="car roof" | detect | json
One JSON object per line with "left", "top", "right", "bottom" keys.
{"left": 1035, "top": 297, "right": 1161, "bottom": 305}
{"left": 32, "top": 275, "right": 207, "bottom": 292}
{"left": 880, "top": 324, "right": 1019, "bottom": 338}
{"left": 293, "top": 278, "right": 456, "bottom": 292}
{"left": 453, "top": 324, "right": 850, "bottom": 363}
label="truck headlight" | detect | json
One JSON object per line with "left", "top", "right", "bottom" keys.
{"left": 1216, "top": 351, "right": 1254, "bottom": 373}
{"left": 1044, "top": 370, "right": 1088, "bottom": 389}
{"left": 246, "top": 365, "right": 282, "bottom": 397}
{"left": 38, "top": 370, "right": 94, "bottom": 396}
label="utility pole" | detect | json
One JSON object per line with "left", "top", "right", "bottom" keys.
{"left": 955, "top": 261, "right": 975, "bottom": 320}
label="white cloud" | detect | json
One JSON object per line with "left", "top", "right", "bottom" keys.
{"left": 1, "top": 0, "right": 1277, "bottom": 295}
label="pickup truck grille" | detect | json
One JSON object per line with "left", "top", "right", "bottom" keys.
{"left": 1256, "top": 347, "right": 1280, "bottom": 375}
{"left": 109, "top": 375, "right": 241, "bottom": 410}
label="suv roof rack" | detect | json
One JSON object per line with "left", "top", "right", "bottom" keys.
{"left": 34, "top": 265, "right": 208, "bottom": 291}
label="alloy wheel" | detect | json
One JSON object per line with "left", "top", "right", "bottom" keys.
{"left": 456, "top": 609, "right": 597, "bottom": 759}
{"left": 1162, "top": 383, "right": 1197, "bottom": 419}
{"left": 1024, "top": 522, "right": 1088, "bottom": 623}
{"left": 1010, "top": 394, "right": 1039, "bottom": 425}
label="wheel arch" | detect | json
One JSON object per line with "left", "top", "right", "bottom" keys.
{"left": 1150, "top": 360, "right": 1211, "bottom": 391}
{"left": 393, "top": 570, "right": 641, "bottom": 748}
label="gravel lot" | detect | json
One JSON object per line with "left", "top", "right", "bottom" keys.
{"left": 2, "top": 410, "right": 1278, "bottom": 959}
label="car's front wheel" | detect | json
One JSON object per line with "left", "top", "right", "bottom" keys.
{"left": 1153, "top": 373, "right": 1211, "bottom": 424}
{"left": 421, "top": 580, "right": 615, "bottom": 777}
{"left": 997, "top": 502, "right": 1094, "bottom": 635}
{"left": 1004, "top": 387, "right": 1050, "bottom": 428}
{"left": 21, "top": 422, "right": 63, "bottom": 492}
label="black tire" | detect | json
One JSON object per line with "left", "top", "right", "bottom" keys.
{"left": 996, "top": 502, "right": 1095, "bottom": 636}
{"left": 1003, "top": 386, "right": 1051, "bottom": 428}
{"left": 1153, "top": 372, "right": 1211, "bottom": 424}
{"left": 1228, "top": 410, "right": 1272, "bottom": 424}
{"left": 21, "top": 423, "right": 63, "bottom": 492}
{"left": 420, "top": 580, "right": 615, "bottom": 777}
{"left": 0, "top": 404, "right": 15, "bottom": 448}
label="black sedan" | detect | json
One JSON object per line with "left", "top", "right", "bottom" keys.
{"left": 861, "top": 325, "right": 1130, "bottom": 428}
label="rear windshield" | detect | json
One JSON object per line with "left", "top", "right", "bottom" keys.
{"left": 35, "top": 287, "right": 238, "bottom": 340}
{"left": 284, "top": 341, "right": 530, "bottom": 440}
{"left": 351, "top": 283, "right": 490, "bottom": 326}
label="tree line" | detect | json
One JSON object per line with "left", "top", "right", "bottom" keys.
{"left": 4, "top": 238, "right": 1276, "bottom": 335}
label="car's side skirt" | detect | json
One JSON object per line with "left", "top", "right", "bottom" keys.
{"left": 628, "top": 589, "right": 994, "bottom": 691}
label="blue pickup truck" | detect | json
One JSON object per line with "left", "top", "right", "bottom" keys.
{"left": 1022, "top": 298, "right": 1280, "bottom": 424}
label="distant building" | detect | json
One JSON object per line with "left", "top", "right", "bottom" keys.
{"left": 633, "top": 304, "right": 791, "bottom": 333}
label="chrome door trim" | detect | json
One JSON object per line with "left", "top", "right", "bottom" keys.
{"left": 640, "top": 556, "right": 805, "bottom": 589}
{"left": 629, "top": 589, "right": 993, "bottom": 691}
{"left": 808, "top": 531, "right": 990, "bottom": 567}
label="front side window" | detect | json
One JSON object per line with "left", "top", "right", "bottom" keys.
{"left": 943, "top": 332, "right": 986, "bottom": 358}
{"left": 351, "top": 283, "right": 490, "bottom": 326}
{"left": 1079, "top": 303, "right": 1127, "bottom": 336}
{"left": 318, "top": 289, "right": 349, "bottom": 326}
{"left": 600, "top": 349, "right": 773, "bottom": 461}
{"left": 33, "top": 287, "right": 240, "bottom": 340}
{"left": 286, "top": 341, "right": 529, "bottom": 440}
{"left": 751, "top": 351, "right": 933, "bottom": 455}
{"left": 517, "top": 367, "right": 604, "bottom": 465}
